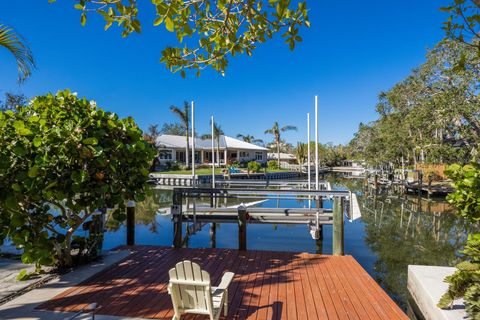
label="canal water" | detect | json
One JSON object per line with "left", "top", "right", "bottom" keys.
{"left": 102, "top": 173, "right": 477, "bottom": 311}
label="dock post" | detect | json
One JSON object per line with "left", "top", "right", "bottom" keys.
{"left": 374, "top": 174, "right": 378, "bottom": 195}
{"left": 315, "top": 238, "right": 323, "bottom": 255}
{"left": 126, "top": 201, "right": 135, "bottom": 246}
{"left": 238, "top": 205, "right": 247, "bottom": 251}
{"left": 333, "top": 197, "right": 344, "bottom": 256}
{"left": 427, "top": 174, "right": 433, "bottom": 199}
{"left": 172, "top": 191, "right": 183, "bottom": 249}
{"left": 317, "top": 196, "right": 323, "bottom": 238}
{"left": 418, "top": 171, "right": 423, "bottom": 197}
{"left": 210, "top": 223, "right": 216, "bottom": 248}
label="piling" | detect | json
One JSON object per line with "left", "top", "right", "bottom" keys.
{"left": 418, "top": 171, "right": 423, "bottom": 197}
{"left": 427, "top": 174, "right": 433, "bottom": 199}
{"left": 210, "top": 223, "right": 216, "bottom": 248}
{"left": 126, "top": 201, "right": 135, "bottom": 246}
{"left": 333, "top": 197, "right": 344, "bottom": 256}
{"left": 172, "top": 191, "right": 183, "bottom": 248}
{"left": 238, "top": 205, "right": 247, "bottom": 250}
{"left": 317, "top": 196, "right": 324, "bottom": 239}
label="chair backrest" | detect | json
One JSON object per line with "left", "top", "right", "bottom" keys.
{"left": 168, "top": 260, "right": 213, "bottom": 313}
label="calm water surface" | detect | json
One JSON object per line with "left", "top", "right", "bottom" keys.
{"left": 102, "top": 174, "right": 476, "bottom": 310}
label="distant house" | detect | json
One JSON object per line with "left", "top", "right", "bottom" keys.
{"left": 340, "top": 160, "right": 365, "bottom": 168}
{"left": 267, "top": 152, "right": 297, "bottom": 164}
{"left": 155, "top": 134, "right": 268, "bottom": 165}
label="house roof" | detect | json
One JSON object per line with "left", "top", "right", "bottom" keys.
{"left": 267, "top": 152, "right": 296, "bottom": 160}
{"left": 156, "top": 134, "right": 268, "bottom": 151}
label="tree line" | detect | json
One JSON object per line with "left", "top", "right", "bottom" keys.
{"left": 347, "top": 39, "right": 480, "bottom": 167}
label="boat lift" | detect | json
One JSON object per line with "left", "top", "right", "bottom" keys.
{"left": 171, "top": 187, "right": 361, "bottom": 255}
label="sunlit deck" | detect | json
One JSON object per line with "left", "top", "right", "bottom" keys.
{"left": 37, "top": 246, "right": 407, "bottom": 319}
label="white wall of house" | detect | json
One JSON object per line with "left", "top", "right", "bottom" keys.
{"left": 158, "top": 148, "right": 267, "bottom": 165}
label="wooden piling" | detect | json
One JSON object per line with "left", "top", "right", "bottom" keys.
{"left": 172, "top": 191, "right": 183, "bottom": 249}
{"left": 315, "top": 238, "right": 323, "bottom": 255}
{"left": 126, "top": 201, "right": 135, "bottom": 246}
{"left": 210, "top": 223, "right": 216, "bottom": 248}
{"left": 427, "top": 174, "right": 433, "bottom": 199}
{"left": 238, "top": 205, "right": 247, "bottom": 251}
{"left": 418, "top": 171, "right": 423, "bottom": 197}
{"left": 317, "top": 196, "right": 324, "bottom": 239}
{"left": 333, "top": 197, "right": 344, "bottom": 256}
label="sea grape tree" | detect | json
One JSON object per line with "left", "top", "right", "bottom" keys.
{"left": 438, "top": 162, "right": 480, "bottom": 318}
{"left": 0, "top": 90, "right": 156, "bottom": 268}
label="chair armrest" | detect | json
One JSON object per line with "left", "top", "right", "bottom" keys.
{"left": 216, "top": 272, "right": 235, "bottom": 290}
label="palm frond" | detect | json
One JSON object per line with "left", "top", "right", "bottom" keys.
{"left": 0, "top": 24, "right": 35, "bottom": 83}
{"left": 281, "top": 125, "right": 297, "bottom": 132}
{"left": 214, "top": 124, "right": 224, "bottom": 136}
{"left": 170, "top": 105, "right": 189, "bottom": 125}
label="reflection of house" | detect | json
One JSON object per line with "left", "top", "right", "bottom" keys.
{"left": 267, "top": 152, "right": 297, "bottom": 164}
{"left": 156, "top": 134, "right": 268, "bottom": 165}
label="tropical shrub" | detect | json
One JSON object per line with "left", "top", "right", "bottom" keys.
{"left": 247, "top": 161, "right": 261, "bottom": 173}
{"left": 267, "top": 160, "right": 278, "bottom": 170}
{"left": 0, "top": 90, "right": 156, "bottom": 269}
{"left": 438, "top": 162, "right": 480, "bottom": 318}
{"left": 444, "top": 163, "right": 480, "bottom": 222}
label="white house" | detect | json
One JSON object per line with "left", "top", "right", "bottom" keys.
{"left": 155, "top": 134, "right": 268, "bottom": 165}
{"left": 267, "top": 152, "right": 297, "bottom": 164}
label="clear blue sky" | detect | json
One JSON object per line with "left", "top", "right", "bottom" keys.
{"left": 0, "top": 1, "right": 447, "bottom": 145}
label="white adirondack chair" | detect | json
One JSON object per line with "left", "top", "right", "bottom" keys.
{"left": 168, "top": 260, "right": 235, "bottom": 320}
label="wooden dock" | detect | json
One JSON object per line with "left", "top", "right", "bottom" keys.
{"left": 37, "top": 246, "right": 407, "bottom": 319}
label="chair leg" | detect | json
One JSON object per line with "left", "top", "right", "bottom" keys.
{"left": 224, "top": 291, "right": 228, "bottom": 317}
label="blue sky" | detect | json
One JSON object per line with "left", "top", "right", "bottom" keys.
{"left": 0, "top": 1, "right": 447, "bottom": 145}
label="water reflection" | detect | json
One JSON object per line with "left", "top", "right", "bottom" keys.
{"left": 102, "top": 174, "right": 478, "bottom": 311}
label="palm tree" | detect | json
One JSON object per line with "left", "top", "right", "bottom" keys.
{"left": 264, "top": 121, "right": 297, "bottom": 167}
{"left": 236, "top": 134, "right": 264, "bottom": 146}
{"left": 295, "top": 142, "right": 308, "bottom": 166}
{"left": 0, "top": 24, "right": 35, "bottom": 82}
{"left": 170, "top": 102, "right": 190, "bottom": 167}
{"left": 201, "top": 122, "right": 224, "bottom": 165}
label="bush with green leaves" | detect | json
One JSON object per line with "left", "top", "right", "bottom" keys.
{"left": 247, "top": 161, "right": 261, "bottom": 173}
{"left": 0, "top": 90, "right": 156, "bottom": 269}
{"left": 438, "top": 162, "right": 480, "bottom": 318}
{"left": 444, "top": 163, "right": 480, "bottom": 222}
{"left": 267, "top": 160, "right": 279, "bottom": 170}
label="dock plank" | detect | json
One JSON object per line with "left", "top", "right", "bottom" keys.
{"left": 37, "top": 246, "right": 408, "bottom": 320}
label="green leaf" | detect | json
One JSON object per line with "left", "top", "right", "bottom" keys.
{"left": 28, "top": 166, "right": 39, "bottom": 178}
{"left": 13, "top": 120, "right": 24, "bottom": 130}
{"left": 33, "top": 137, "right": 42, "bottom": 147}
{"left": 165, "top": 17, "right": 174, "bottom": 32}
{"left": 82, "top": 137, "right": 98, "bottom": 145}
{"left": 153, "top": 17, "right": 164, "bottom": 26}
{"left": 80, "top": 12, "right": 87, "bottom": 26}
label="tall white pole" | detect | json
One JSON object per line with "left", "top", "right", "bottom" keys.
{"left": 191, "top": 101, "right": 195, "bottom": 180}
{"left": 211, "top": 116, "right": 215, "bottom": 188}
{"left": 315, "top": 95, "right": 319, "bottom": 190}
{"left": 307, "top": 112, "right": 311, "bottom": 190}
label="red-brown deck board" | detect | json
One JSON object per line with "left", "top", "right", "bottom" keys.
{"left": 37, "top": 246, "right": 408, "bottom": 319}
